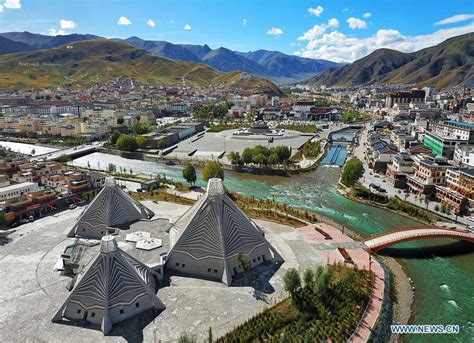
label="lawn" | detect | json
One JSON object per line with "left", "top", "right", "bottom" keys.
{"left": 218, "top": 264, "right": 372, "bottom": 342}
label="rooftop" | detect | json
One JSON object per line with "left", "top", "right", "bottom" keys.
{"left": 0, "top": 181, "right": 37, "bottom": 192}
{"left": 442, "top": 120, "right": 474, "bottom": 129}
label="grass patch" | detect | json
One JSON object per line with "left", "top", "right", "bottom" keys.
{"left": 351, "top": 183, "right": 437, "bottom": 224}
{"left": 208, "top": 123, "right": 246, "bottom": 132}
{"left": 131, "top": 188, "right": 195, "bottom": 206}
{"left": 218, "top": 264, "right": 372, "bottom": 342}
{"left": 276, "top": 123, "right": 317, "bottom": 133}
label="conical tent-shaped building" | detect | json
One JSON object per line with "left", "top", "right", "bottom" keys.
{"left": 166, "top": 178, "right": 283, "bottom": 285}
{"left": 68, "top": 177, "right": 154, "bottom": 239}
{"left": 52, "top": 236, "right": 165, "bottom": 335}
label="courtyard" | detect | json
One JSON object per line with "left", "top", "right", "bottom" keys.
{"left": 0, "top": 201, "right": 325, "bottom": 342}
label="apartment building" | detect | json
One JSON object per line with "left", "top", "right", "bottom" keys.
{"left": 435, "top": 169, "right": 474, "bottom": 215}
{"left": 406, "top": 155, "right": 453, "bottom": 195}
{"left": 386, "top": 153, "right": 414, "bottom": 189}
{"left": 386, "top": 90, "right": 425, "bottom": 108}
{"left": 453, "top": 144, "right": 474, "bottom": 167}
{"left": 423, "top": 120, "right": 474, "bottom": 158}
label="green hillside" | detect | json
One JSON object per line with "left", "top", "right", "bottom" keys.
{"left": 306, "top": 33, "right": 473, "bottom": 89}
{"left": 0, "top": 40, "right": 282, "bottom": 94}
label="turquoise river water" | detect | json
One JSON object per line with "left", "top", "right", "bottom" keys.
{"left": 1, "top": 141, "right": 473, "bottom": 342}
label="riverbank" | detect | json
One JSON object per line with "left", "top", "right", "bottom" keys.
{"left": 134, "top": 185, "right": 411, "bottom": 342}
{"left": 1, "top": 140, "right": 471, "bottom": 341}
{"left": 381, "top": 257, "right": 414, "bottom": 342}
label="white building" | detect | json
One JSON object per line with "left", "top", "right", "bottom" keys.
{"left": 0, "top": 182, "right": 38, "bottom": 200}
{"left": 454, "top": 144, "right": 474, "bottom": 167}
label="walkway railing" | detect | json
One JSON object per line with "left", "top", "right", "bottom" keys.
{"left": 365, "top": 230, "right": 474, "bottom": 251}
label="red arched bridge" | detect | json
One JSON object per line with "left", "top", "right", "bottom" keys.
{"left": 362, "top": 226, "right": 474, "bottom": 252}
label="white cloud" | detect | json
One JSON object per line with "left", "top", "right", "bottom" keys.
{"left": 60, "top": 19, "right": 77, "bottom": 30}
{"left": 363, "top": 12, "right": 371, "bottom": 18}
{"left": 147, "top": 19, "right": 156, "bottom": 27}
{"left": 47, "top": 28, "right": 67, "bottom": 36}
{"left": 308, "top": 5, "right": 324, "bottom": 16}
{"left": 4, "top": 0, "right": 21, "bottom": 9}
{"left": 347, "top": 17, "right": 367, "bottom": 29}
{"left": 298, "top": 19, "right": 340, "bottom": 41}
{"left": 117, "top": 16, "right": 132, "bottom": 25}
{"left": 267, "top": 27, "right": 284, "bottom": 36}
{"left": 298, "top": 24, "right": 325, "bottom": 41}
{"left": 435, "top": 14, "right": 474, "bottom": 25}
{"left": 0, "top": 5, "right": 3, "bottom": 12}
{"left": 242, "top": 18, "right": 247, "bottom": 27}
{"left": 294, "top": 22, "right": 474, "bottom": 63}
{"left": 327, "top": 18, "right": 339, "bottom": 28}
{"left": 184, "top": 24, "right": 192, "bottom": 30}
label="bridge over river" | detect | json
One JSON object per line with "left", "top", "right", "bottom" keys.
{"left": 31, "top": 144, "right": 99, "bottom": 162}
{"left": 363, "top": 226, "right": 474, "bottom": 252}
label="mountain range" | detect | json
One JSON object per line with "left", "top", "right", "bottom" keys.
{"left": 0, "top": 31, "right": 472, "bottom": 90}
{"left": 306, "top": 33, "right": 474, "bottom": 89}
{"left": 0, "top": 39, "right": 283, "bottom": 95}
{"left": 0, "top": 31, "right": 340, "bottom": 84}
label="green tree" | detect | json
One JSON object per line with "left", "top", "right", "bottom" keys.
{"left": 242, "top": 148, "right": 254, "bottom": 164}
{"left": 132, "top": 122, "right": 149, "bottom": 135}
{"left": 459, "top": 197, "right": 469, "bottom": 216}
{"left": 252, "top": 153, "right": 267, "bottom": 166}
{"left": 228, "top": 151, "right": 241, "bottom": 165}
{"left": 303, "top": 269, "right": 315, "bottom": 290}
{"left": 202, "top": 160, "right": 224, "bottom": 181}
{"left": 237, "top": 252, "right": 251, "bottom": 273}
{"left": 117, "top": 117, "right": 124, "bottom": 125}
{"left": 207, "top": 327, "right": 213, "bottom": 343}
{"left": 136, "top": 135, "right": 147, "bottom": 149}
{"left": 58, "top": 154, "right": 71, "bottom": 163}
{"left": 116, "top": 134, "right": 139, "bottom": 152}
{"left": 158, "top": 139, "right": 167, "bottom": 150}
{"left": 182, "top": 163, "right": 197, "bottom": 186}
{"left": 107, "top": 163, "right": 116, "bottom": 173}
{"left": 268, "top": 153, "right": 279, "bottom": 165}
{"left": 341, "top": 157, "right": 364, "bottom": 187}
{"left": 110, "top": 130, "right": 121, "bottom": 145}
{"left": 283, "top": 268, "right": 301, "bottom": 297}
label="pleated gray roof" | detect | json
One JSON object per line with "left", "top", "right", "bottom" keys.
{"left": 168, "top": 178, "right": 282, "bottom": 284}
{"left": 68, "top": 177, "right": 154, "bottom": 238}
{"left": 52, "top": 236, "right": 165, "bottom": 334}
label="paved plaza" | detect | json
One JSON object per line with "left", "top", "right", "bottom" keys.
{"left": 169, "top": 129, "right": 312, "bottom": 163}
{"left": 0, "top": 201, "right": 325, "bottom": 342}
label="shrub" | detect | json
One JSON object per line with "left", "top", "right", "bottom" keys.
{"left": 116, "top": 134, "right": 138, "bottom": 152}
{"left": 202, "top": 160, "right": 224, "bottom": 181}
{"left": 182, "top": 163, "right": 197, "bottom": 186}
{"left": 341, "top": 157, "right": 364, "bottom": 187}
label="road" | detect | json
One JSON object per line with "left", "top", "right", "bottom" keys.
{"left": 352, "top": 125, "right": 472, "bottom": 227}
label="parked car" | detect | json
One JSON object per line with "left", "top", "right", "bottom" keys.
{"left": 68, "top": 204, "right": 77, "bottom": 210}
{"left": 28, "top": 216, "right": 35, "bottom": 222}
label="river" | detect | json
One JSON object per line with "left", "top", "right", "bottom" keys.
{"left": 1, "top": 141, "right": 473, "bottom": 341}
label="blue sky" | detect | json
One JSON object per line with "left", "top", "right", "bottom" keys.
{"left": 0, "top": 0, "right": 473, "bottom": 62}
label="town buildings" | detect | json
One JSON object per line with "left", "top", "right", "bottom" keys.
{"left": 423, "top": 120, "right": 474, "bottom": 158}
